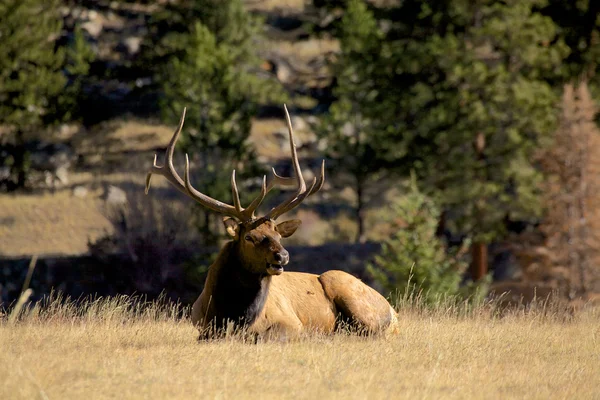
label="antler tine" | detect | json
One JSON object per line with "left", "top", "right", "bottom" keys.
{"left": 245, "top": 175, "right": 268, "bottom": 217}
{"left": 182, "top": 154, "right": 241, "bottom": 217}
{"left": 274, "top": 177, "right": 318, "bottom": 217}
{"left": 146, "top": 107, "right": 188, "bottom": 196}
{"left": 231, "top": 170, "right": 242, "bottom": 213}
{"left": 267, "top": 158, "right": 324, "bottom": 194}
{"left": 146, "top": 107, "right": 249, "bottom": 221}
{"left": 309, "top": 160, "right": 326, "bottom": 195}
{"left": 145, "top": 154, "right": 158, "bottom": 194}
{"left": 267, "top": 159, "right": 325, "bottom": 194}
{"left": 266, "top": 167, "right": 295, "bottom": 191}
{"left": 264, "top": 105, "right": 325, "bottom": 220}
{"left": 285, "top": 104, "right": 307, "bottom": 194}
{"left": 147, "top": 105, "right": 325, "bottom": 224}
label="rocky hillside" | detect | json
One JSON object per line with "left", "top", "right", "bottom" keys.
{"left": 0, "top": 0, "right": 348, "bottom": 258}
{"left": 63, "top": 0, "right": 338, "bottom": 122}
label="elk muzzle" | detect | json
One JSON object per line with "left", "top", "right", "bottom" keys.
{"left": 266, "top": 249, "right": 289, "bottom": 275}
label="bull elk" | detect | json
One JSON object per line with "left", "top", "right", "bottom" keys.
{"left": 146, "top": 105, "right": 398, "bottom": 340}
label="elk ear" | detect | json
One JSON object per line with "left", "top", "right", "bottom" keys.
{"left": 276, "top": 219, "right": 302, "bottom": 238}
{"left": 223, "top": 217, "right": 239, "bottom": 238}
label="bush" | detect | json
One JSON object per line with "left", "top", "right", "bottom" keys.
{"left": 88, "top": 187, "right": 213, "bottom": 299}
{"left": 368, "top": 177, "right": 487, "bottom": 304}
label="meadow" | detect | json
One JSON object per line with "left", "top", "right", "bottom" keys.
{"left": 1, "top": 295, "right": 598, "bottom": 400}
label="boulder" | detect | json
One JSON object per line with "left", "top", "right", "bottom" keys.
{"left": 105, "top": 185, "right": 127, "bottom": 205}
{"left": 73, "top": 185, "right": 89, "bottom": 198}
{"left": 117, "top": 36, "right": 142, "bottom": 57}
{"left": 82, "top": 19, "right": 103, "bottom": 38}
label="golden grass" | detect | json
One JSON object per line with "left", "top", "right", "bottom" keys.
{"left": 1, "top": 296, "right": 598, "bottom": 400}
{"left": 249, "top": 116, "right": 319, "bottom": 161}
{"left": 249, "top": 118, "right": 289, "bottom": 158}
{"left": 75, "top": 119, "right": 174, "bottom": 155}
{"left": 244, "top": 0, "right": 309, "bottom": 11}
{"left": 0, "top": 190, "right": 112, "bottom": 257}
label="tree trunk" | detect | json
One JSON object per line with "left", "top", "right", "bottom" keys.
{"left": 471, "top": 133, "right": 488, "bottom": 282}
{"left": 355, "top": 176, "right": 366, "bottom": 243}
{"left": 436, "top": 210, "right": 447, "bottom": 238}
{"left": 470, "top": 241, "right": 488, "bottom": 281}
{"left": 12, "top": 131, "right": 28, "bottom": 190}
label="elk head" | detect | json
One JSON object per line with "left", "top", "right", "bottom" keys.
{"left": 145, "top": 105, "right": 324, "bottom": 276}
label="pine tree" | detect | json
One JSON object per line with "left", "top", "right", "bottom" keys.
{"left": 368, "top": 176, "right": 480, "bottom": 304}
{"left": 153, "top": 1, "right": 285, "bottom": 243}
{"left": 55, "top": 28, "right": 95, "bottom": 122}
{"left": 370, "top": 0, "right": 570, "bottom": 279}
{"left": 537, "top": 82, "right": 600, "bottom": 297}
{"left": 315, "top": 0, "right": 387, "bottom": 243}
{"left": 142, "top": 0, "right": 269, "bottom": 83}
{"left": 0, "top": 0, "right": 66, "bottom": 190}
{"left": 0, "top": 1, "right": 92, "bottom": 191}
{"left": 542, "top": 1, "right": 600, "bottom": 89}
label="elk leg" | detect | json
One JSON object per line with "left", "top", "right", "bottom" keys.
{"left": 318, "top": 270, "right": 398, "bottom": 335}
{"left": 252, "top": 318, "right": 303, "bottom": 342}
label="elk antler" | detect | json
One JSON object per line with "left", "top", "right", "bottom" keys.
{"left": 263, "top": 105, "right": 325, "bottom": 220}
{"left": 146, "top": 105, "right": 324, "bottom": 224}
{"left": 145, "top": 108, "right": 267, "bottom": 222}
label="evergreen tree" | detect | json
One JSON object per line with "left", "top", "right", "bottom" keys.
{"left": 542, "top": 1, "right": 600, "bottom": 89}
{"left": 368, "top": 176, "right": 482, "bottom": 304}
{"left": 0, "top": 0, "right": 66, "bottom": 190}
{"left": 154, "top": 1, "right": 285, "bottom": 242}
{"left": 142, "top": 0, "right": 269, "bottom": 82}
{"left": 55, "top": 28, "right": 96, "bottom": 122}
{"left": 315, "top": 0, "right": 387, "bottom": 243}
{"left": 370, "top": 0, "right": 570, "bottom": 279}
{"left": 0, "top": 1, "right": 93, "bottom": 191}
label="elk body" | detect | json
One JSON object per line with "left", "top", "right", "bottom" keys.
{"left": 146, "top": 106, "right": 398, "bottom": 339}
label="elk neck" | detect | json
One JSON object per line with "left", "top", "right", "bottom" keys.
{"left": 207, "top": 241, "right": 272, "bottom": 328}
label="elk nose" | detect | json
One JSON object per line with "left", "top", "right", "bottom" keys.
{"left": 273, "top": 250, "right": 289, "bottom": 265}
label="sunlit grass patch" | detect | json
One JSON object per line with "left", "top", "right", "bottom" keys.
{"left": 1, "top": 294, "right": 598, "bottom": 399}
{"left": 245, "top": 0, "right": 309, "bottom": 12}
{"left": 0, "top": 190, "right": 112, "bottom": 257}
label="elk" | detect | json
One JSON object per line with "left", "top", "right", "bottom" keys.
{"left": 146, "top": 105, "right": 398, "bottom": 340}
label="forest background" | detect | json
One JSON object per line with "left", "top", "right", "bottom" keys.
{"left": 2, "top": 0, "right": 600, "bottom": 307}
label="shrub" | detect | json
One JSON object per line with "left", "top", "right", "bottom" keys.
{"left": 88, "top": 187, "right": 212, "bottom": 300}
{"left": 368, "top": 177, "right": 487, "bottom": 304}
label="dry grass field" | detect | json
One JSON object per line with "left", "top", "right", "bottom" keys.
{"left": 0, "top": 190, "right": 112, "bottom": 257}
{"left": 2, "top": 296, "right": 599, "bottom": 400}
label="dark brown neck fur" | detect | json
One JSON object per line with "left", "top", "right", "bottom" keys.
{"left": 202, "top": 241, "right": 271, "bottom": 330}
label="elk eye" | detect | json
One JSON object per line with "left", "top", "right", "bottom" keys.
{"left": 244, "top": 234, "right": 253, "bottom": 242}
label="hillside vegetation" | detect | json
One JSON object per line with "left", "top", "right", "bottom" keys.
{"left": 0, "top": 0, "right": 340, "bottom": 257}
{"left": 2, "top": 0, "right": 600, "bottom": 305}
